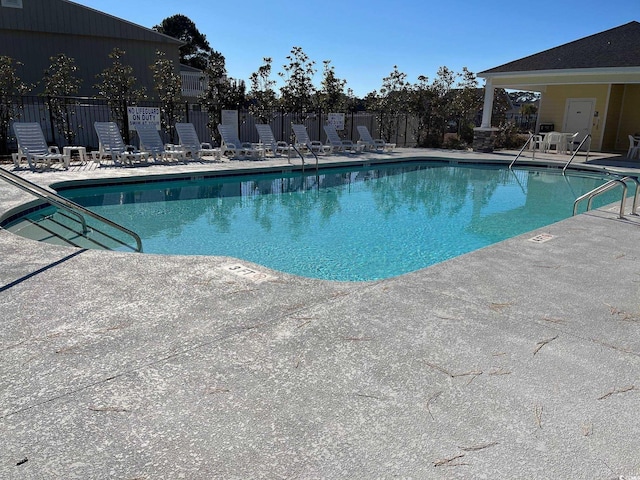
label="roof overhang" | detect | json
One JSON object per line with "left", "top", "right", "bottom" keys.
{"left": 478, "top": 66, "right": 640, "bottom": 92}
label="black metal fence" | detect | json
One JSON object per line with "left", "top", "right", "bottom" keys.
{"left": 2, "top": 96, "right": 423, "bottom": 154}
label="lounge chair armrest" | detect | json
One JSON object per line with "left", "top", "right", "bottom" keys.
{"left": 48, "top": 146, "right": 60, "bottom": 154}
{"left": 165, "top": 144, "right": 184, "bottom": 152}
{"left": 201, "top": 142, "right": 213, "bottom": 149}
{"left": 310, "top": 141, "right": 323, "bottom": 146}
{"left": 276, "top": 141, "right": 288, "bottom": 147}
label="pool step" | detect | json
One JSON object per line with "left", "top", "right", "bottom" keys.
{"left": 6, "top": 210, "right": 137, "bottom": 251}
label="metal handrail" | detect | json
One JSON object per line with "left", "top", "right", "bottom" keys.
{"left": 508, "top": 132, "right": 535, "bottom": 170}
{"left": 306, "top": 146, "right": 319, "bottom": 172}
{"left": 0, "top": 167, "right": 143, "bottom": 252}
{"left": 573, "top": 177, "right": 628, "bottom": 218}
{"left": 562, "top": 134, "right": 592, "bottom": 174}
{"left": 1, "top": 169, "right": 88, "bottom": 232}
{"left": 290, "top": 145, "right": 306, "bottom": 170}
{"left": 622, "top": 176, "right": 640, "bottom": 215}
{"left": 291, "top": 144, "right": 319, "bottom": 173}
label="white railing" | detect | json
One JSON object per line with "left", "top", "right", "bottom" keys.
{"left": 180, "top": 71, "right": 207, "bottom": 98}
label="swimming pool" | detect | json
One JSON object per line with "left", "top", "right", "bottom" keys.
{"left": 5, "top": 162, "right": 625, "bottom": 281}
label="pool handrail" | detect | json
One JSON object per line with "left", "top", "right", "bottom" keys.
{"left": 572, "top": 175, "right": 640, "bottom": 218}
{"left": 291, "top": 144, "right": 319, "bottom": 173}
{"left": 0, "top": 166, "right": 143, "bottom": 252}
{"left": 562, "top": 134, "right": 591, "bottom": 174}
{"left": 508, "top": 132, "right": 535, "bottom": 170}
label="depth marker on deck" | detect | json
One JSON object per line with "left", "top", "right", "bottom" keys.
{"left": 221, "top": 263, "right": 276, "bottom": 283}
{"left": 529, "top": 233, "right": 554, "bottom": 243}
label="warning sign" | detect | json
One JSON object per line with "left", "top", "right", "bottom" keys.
{"left": 127, "top": 107, "right": 161, "bottom": 131}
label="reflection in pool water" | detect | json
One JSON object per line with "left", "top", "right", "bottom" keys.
{"left": 28, "top": 163, "right": 626, "bottom": 280}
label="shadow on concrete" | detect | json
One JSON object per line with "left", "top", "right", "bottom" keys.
{"left": 0, "top": 249, "right": 87, "bottom": 293}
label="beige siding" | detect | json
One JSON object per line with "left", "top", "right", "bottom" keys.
{"left": 617, "top": 85, "right": 640, "bottom": 150}
{"left": 537, "top": 84, "right": 609, "bottom": 150}
{"left": 603, "top": 85, "right": 624, "bottom": 151}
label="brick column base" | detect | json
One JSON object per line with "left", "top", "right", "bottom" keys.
{"left": 473, "top": 128, "right": 498, "bottom": 153}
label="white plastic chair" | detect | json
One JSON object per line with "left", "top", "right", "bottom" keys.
{"left": 93, "top": 122, "right": 149, "bottom": 166}
{"left": 291, "top": 124, "right": 331, "bottom": 155}
{"left": 567, "top": 132, "right": 581, "bottom": 153}
{"left": 218, "top": 124, "right": 264, "bottom": 160}
{"left": 627, "top": 135, "right": 640, "bottom": 159}
{"left": 323, "top": 124, "right": 363, "bottom": 154}
{"left": 543, "top": 132, "right": 564, "bottom": 154}
{"left": 135, "top": 124, "right": 186, "bottom": 163}
{"left": 175, "top": 123, "right": 221, "bottom": 161}
{"left": 255, "top": 124, "right": 292, "bottom": 157}
{"left": 12, "top": 122, "right": 67, "bottom": 170}
{"left": 356, "top": 125, "right": 395, "bottom": 152}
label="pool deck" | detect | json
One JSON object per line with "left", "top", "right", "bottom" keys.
{"left": 2, "top": 148, "right": 640, "bottom": 479}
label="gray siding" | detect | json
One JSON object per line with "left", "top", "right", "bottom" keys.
{"left": 0, "top": 0, "right": 183, "bottom": 97}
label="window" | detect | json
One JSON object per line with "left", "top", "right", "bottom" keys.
{"left": 1, "top": 0, "right": 23, "bottom": 8}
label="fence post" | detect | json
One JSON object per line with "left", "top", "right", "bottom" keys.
{"left": 351, "top": 111, "right": 354, "bottom": 141}
{"left": 405, "top": 114, "right": 408, "bottom": 148}
{"left": 122, "top": 99, "right": 130, "bottom": 144}
{"left": 46, "top": 96, "right": 56, "bottom": 145}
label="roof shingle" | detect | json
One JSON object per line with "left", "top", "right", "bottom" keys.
{"left": 480, "top": 21, "right": 640, "bottom": 74}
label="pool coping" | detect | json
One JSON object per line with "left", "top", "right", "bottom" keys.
{"left": 2, "top": 147, "right": 640, "bottom": 478}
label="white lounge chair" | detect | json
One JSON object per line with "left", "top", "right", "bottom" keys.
{"left": 217, "top": 124, "right": 264, "bottom": 160}
{"left": 175, "top": 123, "right": 221, "bottom": 161}
{"left": 135, "top": 124, "right": 186, "bottom": 163}
{"left": 291, "top": 124, "right": 331, "bottom": 155}
{"left": 323, "top": 124, "right": 364, "bottom": 154}
{"left": 12, "top": 122, "right": 68, "bottom": 170}
{"left": 357, "top": 125, "right": 395, "bottom": 152}
{"left": 93, "top": 122, "right": 149, "bottom": 166}
{"left": 255, "top": 124, "right": 292, "bottom": 157}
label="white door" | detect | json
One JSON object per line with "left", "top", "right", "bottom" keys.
{"left": 563, "top": 98, "right": 595, "bottom": 149}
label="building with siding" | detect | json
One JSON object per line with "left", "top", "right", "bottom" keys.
{"left": 477, "top": 21, "right": 640, "bottom": 153}
{"left": 0, "top": 0, "right": 185, "bottom": 98}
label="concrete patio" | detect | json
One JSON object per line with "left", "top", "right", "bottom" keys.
{"left": 1, "top": 148, "right": 640, "bottom": 479}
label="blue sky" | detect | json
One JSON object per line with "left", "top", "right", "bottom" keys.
{"left": 74, "top": 0, "right": 638, "bottom": 97}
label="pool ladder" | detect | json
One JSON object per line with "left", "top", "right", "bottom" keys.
{"left": 573, "top": 176, "right": 640, "bottom": 219}
{"left": 290, "top": 144, "right": 319, "bottom": 173}
{"left": 0, "top": 166, "right": 143, "bottom": 252}
{"left": 509, "top": 133, "right": 591, "bottom": 170}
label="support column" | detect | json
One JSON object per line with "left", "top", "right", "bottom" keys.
{"left": 473, "top": 78, "right": 498, "bottom": 152}
{"left": 480, "top": 78, "right": 494, "bottom": 129}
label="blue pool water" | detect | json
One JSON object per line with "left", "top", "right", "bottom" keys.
{"left": 14, "top": 162, "right": 625, "bottom": 281}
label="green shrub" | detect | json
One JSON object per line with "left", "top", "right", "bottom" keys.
{"left": 493, "top": 122, "right": 523, "bottom": 149}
